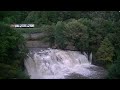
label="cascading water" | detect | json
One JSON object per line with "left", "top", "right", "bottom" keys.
{"left": 24, "top": 48, "right": 107, "bottom": 79}
{"left": 89, "top": 52, "right": 92, "bottom": 64}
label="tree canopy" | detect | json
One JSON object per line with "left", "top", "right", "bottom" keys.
{"left": 0, "top": 11, "right": 120, "bottom": 79}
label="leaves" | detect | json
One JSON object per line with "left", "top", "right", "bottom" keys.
{"left": 96, "top": 37, "right": 114, "bottom": 63}
{"left": 0, "top": 23, "right": 28, "bottom": 79}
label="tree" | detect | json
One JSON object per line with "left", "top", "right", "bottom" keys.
{"left": 54, "top": 21, "right": 68, "bottom": 49}
{"left": 65, "top": 19, "right": 89, "bottom": 52}
{"left": 0, "top": 23, "right": 28, "bottom": 79}
{"left": 40, "top": 24, "right": 56, "bottom": 47}
{"left": 96, "top": 37, "right": 114, "bottom": 63}
{"left": 108, "top": 51, "right": 120, "bottom": 79}
{"left": 47, "top": 11, "right": 58, "bottom": 23}
{"left": 24, "top": 11, "right": 41, "bottom": 25}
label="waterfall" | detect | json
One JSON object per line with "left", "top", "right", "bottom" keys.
{"left": 83, "top": 52, "right": 92, "bottom": 64}
{"left": 83, "top": 52, "right": 88, "bottom": 62}
{"left": 89, "top": 52, "right": 92, "bottom": 64}
{"left": 24, "top": 48, "right": 107, "bottom": 79}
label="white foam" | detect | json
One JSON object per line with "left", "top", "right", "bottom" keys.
{"left": 24, "top": 48, "right": 106, "bottom": 79}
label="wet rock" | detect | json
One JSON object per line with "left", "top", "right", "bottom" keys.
{"left": 65, "top": 73, "right": 89, "bottom": 79}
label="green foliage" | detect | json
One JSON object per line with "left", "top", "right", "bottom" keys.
{"left": 24, "top": 11, "right": 52, "bottom": 27}
{"left": 1, "top": 11, "right": 120, "bottom": 78}
{"left": 14, "top": 28, "right": 42, "bottom": 34}
{"left": 0, "top": 11, "right": 29, "bottom": 24}
{"left": 40, "top": 22, "right": 69, "bottom": 49}
{"left": 42, "top": 19, "right": 89, "bottom": 51}
{"left": 54, "top": 21, "right": 67, "bottom": 49}
{"left": 65, "top": 19, "right": 88, "bottom": 52}
{"left": 0, "top": 63, "right": 29, "bottom": 79}
{"left": 96, "top": 37, "right": 114, "bottom": 63}
{"left": 0, "top": 23, "right": 28, "bottom": 79}
{"left": 108, "top": 52, "right": 120, "bottom": 79}
{"left": 24, "top": 11, "right": 41, "bottom": 26}
{"left": 65, "top": 19, "right": 87, "bottom": 39}
{"left": 41, "top": 24, "right": 55, "bottom": 47}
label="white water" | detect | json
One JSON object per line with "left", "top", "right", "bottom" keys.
{"left": 89, "top": 52, "right": 92, "bottom": 64}
{"left": 24, "top": 48, "right": 107, "bottom": 79}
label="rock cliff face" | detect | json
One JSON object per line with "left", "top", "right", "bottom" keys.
{"left": 26, "top": 41, "right": 49, "bottom": 48}
{"left": 22, "top": 33, "right": 49, "bottom": 48}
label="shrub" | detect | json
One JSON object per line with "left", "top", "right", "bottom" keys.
{"left": 108, "top": 52, "right": 120, "bottom": 79}
{"left": 96, "top": 37, "right": 114, "bottom": 63}
{"left": 0, "top": 23, "right": 28, "bottom": 79}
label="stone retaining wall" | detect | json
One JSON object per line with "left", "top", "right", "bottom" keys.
{"left": 23, "top": 33, "right": 77, "bottom": 50}
{"left": 26, "top": 41, "right": 49, "bottom": 48}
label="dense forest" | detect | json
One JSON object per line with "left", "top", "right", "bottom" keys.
{"left": 0, "top": 11, "right": 120, "bottom": 79}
